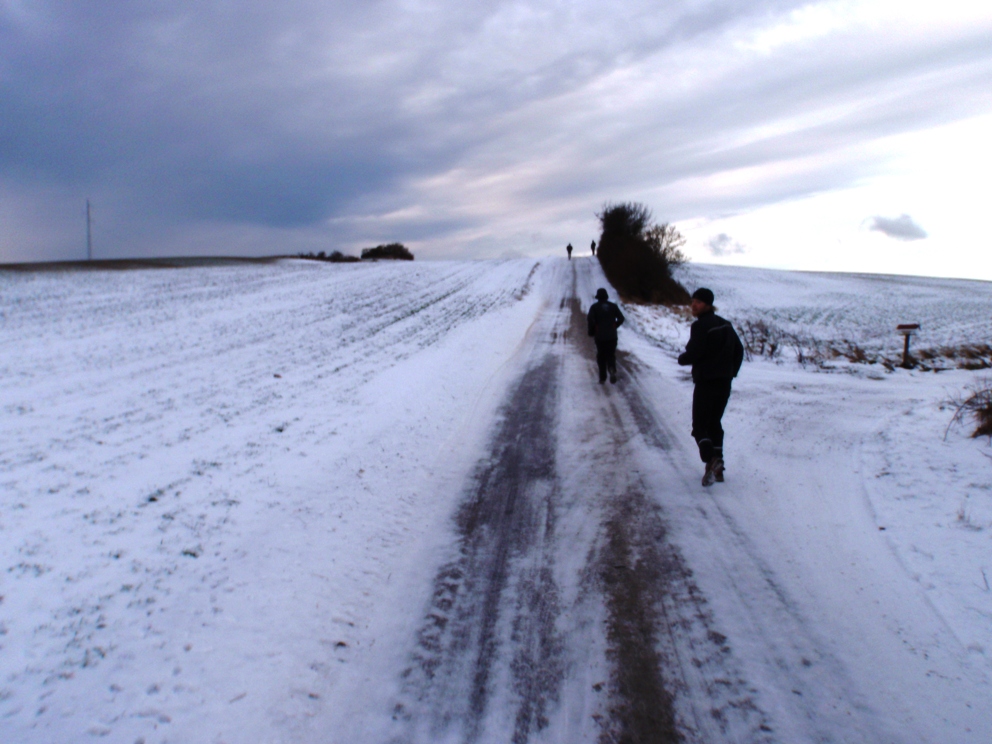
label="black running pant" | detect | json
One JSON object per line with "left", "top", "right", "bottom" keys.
{"left": 691, "top": 378, "right": 732, "bottom": 461}
{"left": 595, "top": 339, "right": 617, "bottom": 381}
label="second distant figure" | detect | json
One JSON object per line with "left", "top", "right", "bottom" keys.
{"left": 566, "top": 243, "right": 573, "bottom": 260}
{"left": 587, "top": 288, "right": 625, "bottom": 384}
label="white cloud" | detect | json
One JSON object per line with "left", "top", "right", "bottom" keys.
{"left": 706, "top": 233, "right": 745, "bottom": 258}
{"left": 707, "top": 233, "right": 747, "bottom": 256}
{"left": 867, "top": 214, "right": 927, "bottom": 241}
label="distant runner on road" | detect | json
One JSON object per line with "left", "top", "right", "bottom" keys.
{"left": 590, "top": 240, "right": 597, "bottom": 257}
{"left": 587, "top": 288, "right": 625, "bottom": 384}
{"left": 566, "top": 243, "right": 573, "bottom": 260}
{"left": 677, "top": 287, "right": 744, "bottom": 486}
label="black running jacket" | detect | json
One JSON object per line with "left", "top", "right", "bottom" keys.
{"left": 587, "top": 301, "right": 625, "bottom": 343}
{"left": 678, "top": 310, "right": 744, "bottom": 382}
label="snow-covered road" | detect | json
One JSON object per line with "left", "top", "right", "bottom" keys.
{"left": 2, "top": 258, "right": 990, "bottom": 743}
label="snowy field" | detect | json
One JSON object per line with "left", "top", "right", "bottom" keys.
{"left": 681, "top": 263, "right": 992, "bottom": 356}
{"left": 2, "top": 257, "right": 991, "bottom": 743}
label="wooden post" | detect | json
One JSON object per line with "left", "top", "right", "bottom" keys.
{"left": 897, "top": 324, "right": 920, "bottom": 368}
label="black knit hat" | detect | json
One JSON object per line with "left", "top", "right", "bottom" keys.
{"left": 691, "top": 287, "right": 714, "bottom": 306}
{"left": 595, "top": 288, "right": 609, "bottom": 300}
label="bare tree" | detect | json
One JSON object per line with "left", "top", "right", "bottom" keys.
{"left": 645, "top": 223, "right": 688, "bottom": 267}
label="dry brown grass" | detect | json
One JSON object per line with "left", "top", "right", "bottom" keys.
{"left": 945, "top": 378, "right": 992, "bottom": 439}
{"left": 737, "top": 317, "right": 989, "bottom": 374}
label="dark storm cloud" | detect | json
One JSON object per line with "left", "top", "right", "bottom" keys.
{"left": 1, "top": 1, "right": 990, "bottom": 260}
{"left": 868, "top": 214, "right": 928, "bottom": 241}
{"left": 0, "top": 2, "right": 411, "bottom": 223}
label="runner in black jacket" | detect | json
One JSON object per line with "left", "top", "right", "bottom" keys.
{"left": 587, "top": 288, "right": 625, "bottom": 384}
{"left": 677, "top": 287, "right": 744, "bottom": 486}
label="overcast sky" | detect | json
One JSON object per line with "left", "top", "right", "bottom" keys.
{"left": 2, "top": 1, "right": 991, "bottom": 278}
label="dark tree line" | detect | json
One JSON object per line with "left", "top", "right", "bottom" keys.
{"left": 361, "top": 243, "right": 414, "bottom": 260}
{"left": 297, "top": 242, "right": 414, "bottom": 262}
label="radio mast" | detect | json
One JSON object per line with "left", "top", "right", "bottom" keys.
{"left": 86, "top": 199, "right": 92, "bottom": 261}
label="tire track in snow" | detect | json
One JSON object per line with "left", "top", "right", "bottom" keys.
{"left": 390, "top": 348, "right": 564, "bottom": 743}
{"left": 594, "top": 281, "right": 900, "bottom": 738}
{"left": 382, "top": 258, "right": 881, "bottom": 743}
{"left": 390, "top": 267, "right": 694, "bottom": 743}
{"left": 564, "top": 291, "right": 771, "bottom": 744}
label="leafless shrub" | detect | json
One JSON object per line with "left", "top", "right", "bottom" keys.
{"left": 738, "top": 320, "right": 785, "bottom": 361}
{"left": 791, "top": 335, "right": 818, "bottom": 366}
{"left": 944, "top": 377, "right": 992, "bottom": 440}
{"left": 731, "top": 315, "right": 989, "bottom": 376}
{"left": 837, "top": 341, "right": 880, "bottom": 365}
{"left": 644, "top": 223, "right": 689, "bottom": 267}
{"left": 738, "top": 320, "right": 826, "bottom": 367}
